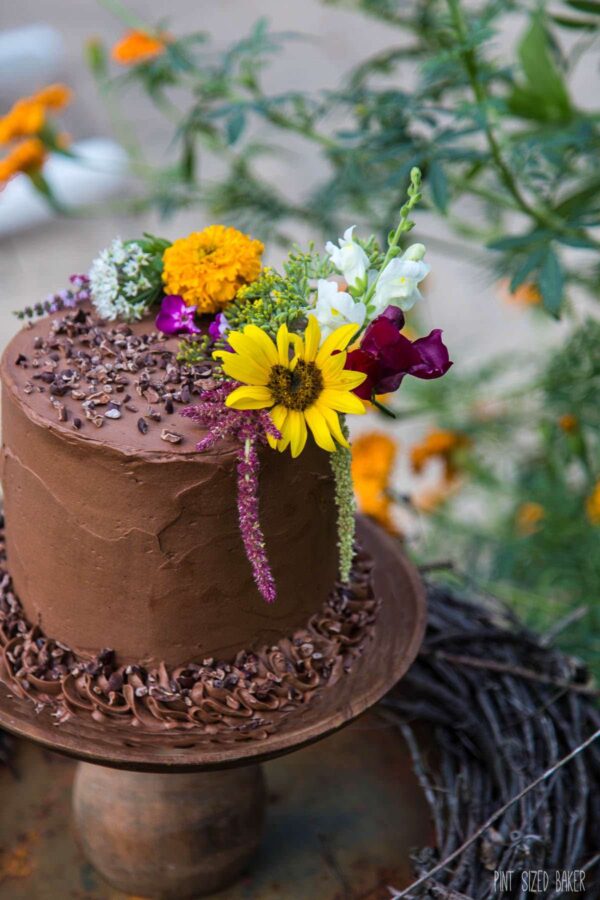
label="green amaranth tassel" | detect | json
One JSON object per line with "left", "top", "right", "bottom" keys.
{"left": 330, "top": 436, "right": 355, "bottom": 583}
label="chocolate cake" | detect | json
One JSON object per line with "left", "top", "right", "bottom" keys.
{"left": 0, "top": 212, "right": 449, "bottom": 737}
{"left": 0, "top": 306, "right": 340, "bottom": 668}
{"left": 0, "top": 303, "right": 379, "bottom": 737}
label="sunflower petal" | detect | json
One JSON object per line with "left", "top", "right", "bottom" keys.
{"left": 226, "top": 385, "right": 273, "bottom": 409}
{"left": 320, "top": 388, "right": 366, "bottom": 415}
{"left": 304, "top": 404, "right": 336, "bottom": 452}
{"left": 217, "top": 353, "right": 270, "bottom": 386}
{"left": 276, "top": 323, "right": 292, "bottom": 366}
{"left": 317, "top": 403, "right": 349, "bottom": 448}
{"left": 321, "top": 351, "right": 348, "bottom": 381}
{"left": 316, "top": 323, "right": 360, "bottom": 366}
{"left": 303, "top": 316, "right": 321, "bottom": 362}
{"left": 227, "top": 330, "right": 276, "bottom": 372}
{"left": 328, "top": 369, "right": 367, "bottom": 391}
{"left": 242, "top": 325, "right": 279, "bottom": 366}
{"left": 271, "top": 404, "right": 290, "bottom": 451}
{"left": 288, "top": 410, "right": 308, "bottom": 457}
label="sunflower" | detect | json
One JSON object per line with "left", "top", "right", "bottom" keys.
{"left": 214, "top": 316, "right": 366, "bottom": 457}
{"left": 162, "top": 225, "right": 264, "bottom": 315}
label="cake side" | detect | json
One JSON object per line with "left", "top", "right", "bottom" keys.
{"left": 0, "top": 308, "right": 339, "bottom": 666}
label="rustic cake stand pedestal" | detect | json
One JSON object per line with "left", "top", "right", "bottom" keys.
{"left": 0, "top": 518, "right": 426, "bottom": 899}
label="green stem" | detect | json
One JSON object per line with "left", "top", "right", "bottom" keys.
{"left": 371, "top": 397, "right": 397, "bottom": 419}
{"left": 97, "top": 0, "right": 150, "bottom": 31}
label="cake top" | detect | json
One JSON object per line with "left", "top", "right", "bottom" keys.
{"left": 2, "top": 303, "right": 224, "bottom": 458}
{"left": 5, "top": 167, "right": 452, "bottom": 601}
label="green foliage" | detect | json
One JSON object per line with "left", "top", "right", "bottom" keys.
{"left": 402, "top": 321, "right": 600, "bottom": 674}
{"left": 92, "top": 1, "right": 600, "bottom": 670}
{"left": 91, "top": 0, "right": 600, "bottom": 317}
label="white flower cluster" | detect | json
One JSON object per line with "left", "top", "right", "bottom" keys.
{"left": 89, "top": 238, "right": 155, "bottom": 322}
{"left": 314, "top": 225, "right": 430, "bottom": 338}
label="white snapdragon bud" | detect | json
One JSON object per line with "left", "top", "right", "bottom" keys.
{"left": 325, "top": 226, "right": 370, "bottom": 288}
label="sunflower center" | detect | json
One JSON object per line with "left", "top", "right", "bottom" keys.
{"left": 267, "top": 360, "right": 324, "bottom": 411}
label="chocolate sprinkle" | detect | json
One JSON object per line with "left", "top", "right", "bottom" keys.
{"left": 15, "top": 306, "right": 215, "bottom": 440}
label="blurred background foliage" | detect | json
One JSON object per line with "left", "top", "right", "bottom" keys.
{"left": 91, "top": 0, "right": 600, "bottom": 673}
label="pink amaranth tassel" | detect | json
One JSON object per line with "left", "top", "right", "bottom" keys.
{"left": 182, "top": 382, "right": 281, "bottom": 602}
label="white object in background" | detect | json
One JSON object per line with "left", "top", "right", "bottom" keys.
{"left": 0, "top": 139, "right": 129, "bottom": 239}
{"left": 0, "top": 25, "right": 65, "bottom": 103}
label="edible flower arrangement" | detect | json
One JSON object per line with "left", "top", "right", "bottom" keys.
{"left": 53, "top": 168, "right": 451, "bottom": 602}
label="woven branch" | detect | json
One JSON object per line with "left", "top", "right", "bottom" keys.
{"left": 383, "top": 580, "right": 600, "bottom": 899}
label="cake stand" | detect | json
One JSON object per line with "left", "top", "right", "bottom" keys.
{"left": 0, "top": 517, "right": 426, "bottom": 899}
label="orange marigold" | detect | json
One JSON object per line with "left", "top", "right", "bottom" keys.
{"left": 0, "top": 98, "right": 44, "bottom": 144}
{"left": 33, "top": 83, "right": 73, "bottom": 111}
{"left": 162, "top": 225, "right": 264, "bottom": 315}
{"left": 0, "top": 83, "right": 72, "bottom": 145}
{"left": 112, "top": 30, "right": 167, "bottom": 65}
{"left": 516, "top": 501, "right": 545, "bottom": 536}
{"left": 0, "top": 139, "right": 47, "bottom": 185}
{"left": 352, "top": 432, "right": 398, "bottom": 533}
{"left": 585, "top": 482, "right": 600, "bottom": 526}
{"left": 410, "top": 429, "right": 469, "bottom": 481}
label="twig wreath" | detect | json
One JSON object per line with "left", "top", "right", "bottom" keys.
{"left": 383, "top": 578, "right": 599, "bottom": 899}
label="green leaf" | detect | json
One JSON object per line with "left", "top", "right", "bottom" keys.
{"left": 538, "top": 248, "right": 564, "bottom": 318}
{"left": 429, "top": 160, "right": 449, "bottom": 213}
{"left": 565, "top": 0, "right": 600, "bottom": 14}
{"left": 507, "top": 14, "right": 572, "bottom": 123}
{"left": 509, "top": 248, "right": 546, "bottom": 293}
{"left": 488, "top": 230, "right": 547, "bottom": 251}
{"left": 225, "top": 109, "right": 246, "bottom": 145}
{"left": 551, "top": 13, "right": 598, "bottom": 29}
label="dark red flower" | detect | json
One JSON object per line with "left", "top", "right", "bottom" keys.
{"left": 346, "top": 306, "right": 452, "bottom": 400}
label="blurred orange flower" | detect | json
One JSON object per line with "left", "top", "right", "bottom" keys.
{"left": 558, "top": 413, "right": 578, "bottom": 433}
{"left": 516, "top": 501, "right": 545, "bottom": 536}
{"left": 0, "top": 98, "right": 44, "bottom": 144}
{"left": 112, "top": 30, "right": 168, "bottom": 65}
{"left": 0, "top": 84, "right": 72, "bottom": 144}
{"left": 499, "top": 279, "right": 541, "bottom": 307}
{"left": 33, "top": 83, "right": 73, "bottom": 111}
{"left": 0, "top": 139, "right": 47, "bottom": 186}
{"left": 585, "top": 482, "right": 600, "bottom": 526}
{"left": 410, "top": 429, "right": 469, "bottom": 481}
{"left": 351, "top": 432, "right": 398, "bottom": 533}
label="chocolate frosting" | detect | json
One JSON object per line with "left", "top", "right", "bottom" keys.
{"left": 0, "top": 523, "right": 378, "bottom": 741}
{"left": 0, "top": 307, "right": 339, "bottom": 666}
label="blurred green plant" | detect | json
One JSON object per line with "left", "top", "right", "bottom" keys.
{"left": 397, "top": 318, "right": 600, "bottom": 673}
{"left": 91, "top": 0, "right": 600, "bottom": 316}
{"left": 91, "top": 0, "right": 600, "bottom": 671}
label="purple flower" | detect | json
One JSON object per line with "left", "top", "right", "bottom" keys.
{"left": 208, "top": 311, "right": 229, "bottom": 341}
{"left": 181, "top": 382, "right": 281, "bottom": 603}
{"left": 346, "top": 305, "right": 452, "bottom": 400}
{"left": 155, "top": 295, "right": 201, "bottom": 335}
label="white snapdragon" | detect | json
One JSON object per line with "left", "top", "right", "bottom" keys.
{"left": 372, "top": 243, "right": 429, "bottom": 314}
{"left": 325, "top": 225, "right": 370, "bottom": 288}
{"left": 314, "top": 279, "right": 366, "bottom": 338}
{"left": 89, "top": 238, "right": 155, "bottom": 322}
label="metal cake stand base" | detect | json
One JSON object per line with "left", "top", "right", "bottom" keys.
{"left": 0, "top": 518, "right": 426, "bottom": 899}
